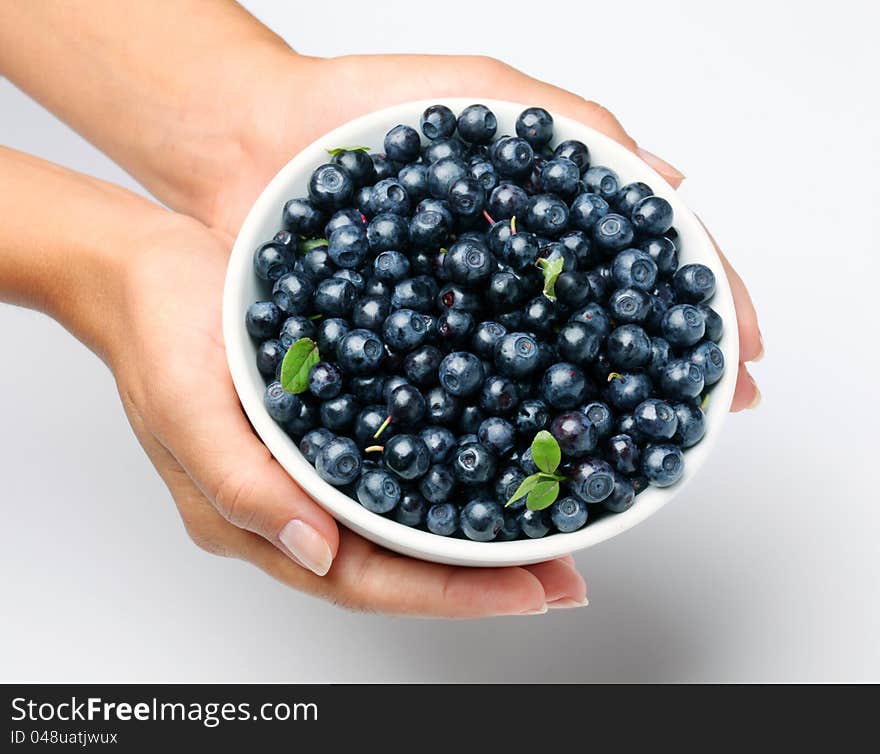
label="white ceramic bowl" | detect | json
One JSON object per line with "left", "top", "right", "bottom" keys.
{"left": 223, "top": 98, "right": 738, "bottom": 567}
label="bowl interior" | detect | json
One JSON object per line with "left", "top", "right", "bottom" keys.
{"left": 222, "top": 98, "right": 739, "bottom": 567}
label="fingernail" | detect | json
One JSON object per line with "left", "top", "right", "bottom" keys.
{"left": 278, "top": 520, "right": 333, "bottom": 576}
{"left": 753, "top": 332, "right": 765, "bottom": 362}
{"left": 636, "top": 147, "right": 685, "bottom": 184}
{"left": 748, "top": 376, "right": 762, "bottom": 410}
{"left": 519, "top": 604, "right": 548, "bottom": 616}
{"left": 548, "top": 597, "right": 590, "bottom": 610}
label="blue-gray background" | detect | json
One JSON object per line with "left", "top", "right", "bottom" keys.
{"left": 1, "top": 0, "right": 877, "bottom": 682}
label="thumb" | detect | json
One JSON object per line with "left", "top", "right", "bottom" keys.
{"left": 146, "top": 372, "right": 340, "bottom": 577}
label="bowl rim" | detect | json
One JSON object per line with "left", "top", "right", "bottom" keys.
{"left": 222, "top": 97, "right": 739, "bottom": 567}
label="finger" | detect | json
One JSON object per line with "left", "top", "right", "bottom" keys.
{"left": 731, "top": 362, "right": 761, "bottom": 412}
{"left": 144, "top": 369, "right": 340, "bottom": 577}
{"left": 522, "top": 558, "right": 588, "bottom": 606}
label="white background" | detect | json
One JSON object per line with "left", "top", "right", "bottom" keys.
{"left": 1, "top": 0, "right": 878, "bottom": 681}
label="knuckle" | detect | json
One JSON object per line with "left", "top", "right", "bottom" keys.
{"left": 213, "top": 468, "right": 262, "bottom": 531}
{"left": 182, "top": 521, "right": 232, "bottom": 558}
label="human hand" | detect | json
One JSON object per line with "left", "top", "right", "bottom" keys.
{"left": 111, "top": 215, "right": 586, "bottom": 616}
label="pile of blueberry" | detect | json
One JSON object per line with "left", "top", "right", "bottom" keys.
{"left": 245, "top": 103, "right": 725, "bottom": 542}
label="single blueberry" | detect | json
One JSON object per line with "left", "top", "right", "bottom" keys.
{"left": 478, "top": 417, "right": 517, "bottom": 456}
{"left": 582, "top": 165, "right": 620, "bottom": 199}
{"left": 383, "top": 434, "right": 431, "bottom": 480}
{"left": 607, "top": 433, "right": 641, "bottom": 475}
{"left": 319, "top": 393, "right": 359, "bottom": 433}
{"left": 367, "top": 212, "right": 409, "bottom": 252}
{"left": 419, "top": 426, "right": 457, "bottom": 464}
{"left": 384, "top": 124, "right": 421, "bottom": 163}
{"left": 357, "top": 469, "right": 402, "bottom": 514}
{"left": 551, "top": 496, "right": 589, "bottom": 533}
{"left": 458, "top": 104, "right": 498, "bottom": 144}
{"left": 660, "top": 359, "right": 705, "bottom": 400}
{"left": 639, "top": 236, "right": 678, "bottom": 278}
{"left": 272, "top": 272, "right": 314, "bottom": 316}
{"left": 518, "top": 508, "right": 552, "bottom": 538}
{"left": 641, "top": 444, "right": 684, "bottom": 487}
{"left": 263, "top": 381, "right": 300, "bottom": 423}
{"left": 308, "top": 163, "right": 354, "bottom": 210}
{"left": 439, "top": 351, "right": 485, "bottom": 397}
{"left": 689, "top": 340, "right": 725, "bottom": 386}
{"left": 606, "top": 325, "right": 652, "bottom": 370}
{"left": 673, "top": 263, "right": 717, "bottom": 303}
{"left": 420, "top": 104, "right": 457, "bottom": 140}
{"left": 427, "top": 157, "right": 469, "bottom": 199}
{"left": 603, "top": 472, "right": 636, "bottom": 513}
{"left": 313, "top": 277, "right": 356, "bottom": 317}
{"left": 516, "top": 107, "right": 553, "bottom": 147}
{"left": 460, "top": 499, "right": 505, "bottom": 541}
{"left": 492, "top": 136, "right": 534, "bottom": 178}
{"left": 607, "top": 372, "right": 654, "bottom": 410}
{"left": 328, "top": 224, "right": 369, "bottom": 269}
{"left": 556, "top": 322, "right": 602, "bottom": 367}
{"left": 308, "top": 361, "right": 343, "bottom": 400}
{"left": 426, "top": 502, "right": 459, "bottom": 536}
{"left": 611, "top": 248, "right": 658, "bottom": 291}
{"left": 256, "top": 339, "right": 285, "bottom": 378}
{"left": 447, "top": 177, "right": 487, "bottom": 219}
{"left": 452, "top": 442, "right": 498, "bottom": 485}
{"left": 316, "top": 437, "right": 362, "bottom": 486}
{"left": 397, "top": 162, "right": 429, "bottom": 204}
{"left": 331, "top": 149, "right": 374, "bottom": 186}
{"left": 419, "top": 465, "right": 456, "bottom": 505}
{"left": 246, "top": 301, "right": 282, "bottom": 340}
{"left": 337, "top": 328, "right": 385, "bottom": 374}
{"left": 633, "top": 398, "right": 679, "bottom": 440}
{"left": 540, "top": 362, "right": 590, "bottom": 409}
{"left": 403, "top": 344, "right": 443, "bottom": 386}
{"left": 554, "top": 140, "right": 591, "bottom": 174}
{"left": 568, "top": 457, "right": 615, "bottom": 503}
{"left": 488, "top": 183, "right": 530, "bottom": 220}
{"left": 253, "top": 242, "right": 293, "bottom": 283}
{"left": 631, "top": 196, "right": 674, "bottom": 235}
{"left": 369, "top": 178, "right": 410, "bottom": 217}
{"left": 608, "top": 287, "right": 653, "bottom": 324}
{"left": 299, "top": 428, "right": 335, "bottom": 464}
{"left": 661, "top": 304, "right": 706, "bottom": 347}
{"left": 425, "top": 386, "right": 461, "bottom": 426}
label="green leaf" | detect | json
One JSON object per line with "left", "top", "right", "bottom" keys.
{"left": 280, "top": 338, "right": 320, "bottom": 394}
{"left": 541, "top": 256, "right": 566, "bottom": 300}
{"left": 299, "top": 238, "right": 328, "bottom": 254}
{"left": 526, "top": 480, "right": 560, "bottom": 511}
{"left": 537, "top": 471, "right": 567, "bottom": 483}
{"left": 531, "top": 430, "right": 561, "bottom": 474}
{"left": 505, "top": 474, "right": 541, "bottom": 507}
{"left": 326, "top": 146, "right": 370, "bottom": 155}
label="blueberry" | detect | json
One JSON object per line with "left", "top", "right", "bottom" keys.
{"left": 392, "top": 276, "right": 437, "bottom": 312}
{"left": 568, "top": 456, "right": 615, "bottom": 503}
{"left": 581, "top": 401, "right": 613, "bottom": 438}
{"left": 403, "top": 344, "right": 443, "bottom": 386}
{"left": 281, "top": 198, "right": 325, "bottom": 237}
{"left": 641, "top": 443, "right": 684, "bottom": 487}
{"left": 367, "top": 212, "right": 409, "bottom": 252}
{"left": 263, "top": 381, "right": 300, "bottom": 423}
{"left": 300, "top": 247, "right": 335, "bottom": 283}
{"left": 674, "top": 263, "right": 716, "bottom": 303}
{"left": 570, "top": 192, "right": 609, "bottom": 232}
{"left": 419, "top": 465, "right": 456, "bottom": 504}
{"left": 603, "top": 472, "right": 636, "bottom": 513}
{"left": 246, "top": 301, "right": 282, "bottom": 340}
{"left": 607, "top": 433, "right": 641, "bottom": 475}
{"left": 492, "top": 136, "right": 534, "bottom": 178}
{"left": 494, "top": 465, "right": 528, "bottom": 507}
{"left": 582, "top": 165, "right": 619, "bottom": 199}
{"left": 488, "top": 183, "right": 529, "bottom": 220}
{"left": 514, "top": 399, "right": 550, "bottom": 437}
{"left": 310, "top": 278, "right": 354, "bottom": 318}
{"left": 328, "top": 224, "right": 369, "bottom": 269}
{"left": 525, "top": 193, "right": 570, "bottom": 237}
{"left": 423, "top": 137, "right": 465, "bottom": 165}
{"left": 272, "top": 272, "right": 314, "bottom": 316}
{"left": 493, "top": 332, "right": 540, "bottom": 379}
{"left": 469, "top": 159, "right": 499, "bottom": 193}
{"left": 540, "top": 362, "right": 589, "bottom": 409}
{"left": 611, "top": 249, "right": 658, "bottom": 291}
{"left": 320, "top": 393, "right": 359, "bottom": 432}
{"left": 337, "top": 328, "right": 385, "bottom": 374}
{"left": 556, "top": 322, "right": 602, "bottom": 367}
{"left": 478, "top": 417, "right": 516, "bottom": 456}
{"left": 633, "top": 398, "right": 678, "bottom": 440}
{"left": 384, "top": 434, "right": 431, "bottom": 480}
{"left": 606, "top": 325, "right": 652, "bottom": 370}
{"left": 273, "top": 230, "right": 295, "bottom": 248}
{"left": 458, "top": 104, "right": 498, "bottom": 144}
{"left": 452, "top": 442, "right": 497, "bottom": 485}
{"left": 570, "top": 303, "right": 612, "bottom": 338}
{"left": 378, "top": 309, "right": 424, "bottom": 353}
{"left": 553, "top": 140, "right": 591, "bottom": 174}
{"left": 640, "top": 337, "right": 668, "bottom": 380}
{"left": 426, "top": 502, "right": 459, "bottom": 536}
{"left": 443, "top": 239, "right": 493, "bottom": 285}
{"left": 698, "top": 304, "right": 724, "bottom": 342}
{"left": 593, "top": 212, "right": 634, "bottom": 251}
{"left": 316, "top": 317, "right": 350, "bottom": 357}
{"left": 420, "top": 104, "right": 457, "bottom": 140}
{"left": 660, "top": 359, "right": 705, "bottom": 400}
{"left": 639, "top": 236, "right": 678, "bottom": 278}
{"left": 397, "top": 162, "right": 428, "bottom": 203}
{"left": 384, "top": 124, "right": 421, "bottom": 163}
{"left": 299, "top": 428, "right": 335, "bottom": 464}
{"left": 386, "top": 384, "right": 426, "bottom": 429}
{"left": 331, "top": 149, "right": 374, "bottom": 186}
{"left": 521, "top": 296, "right": 559, "bottom": 335}
{"left": 395, "top": 490, "right": 429, "bottom": 527}
{"left": 316, "top": 436, "right": 361, "bottom": 486}
{"left": 425, "top": 386, "right": 461, "bottom": 425}
{"left": 673, "top": 402, "right": 706, "bottom": 448}
{"left": 500, "top": 231, "right": 541, "bottom": 271}
{"left": 427, "top": 157, "right": 469, "bottom": 199}
{"left": 689, "top": 340, "right": 725, "bottom": 386}
{"left": 308, "top": 163, "right": 354, "bottom": 210}
{"left": 497, "top": 511, "right": 522, "bottom": 540}
{"left": 354, "top": 405, "right": 396, "bottom": 446}
{"left": 552, "top": 410, "right": 598, "bottom": 457}
{"left": 439, "top": 351, "right": 485, "bottom": 397}
{"left": 516, "top": 107, "right": 553, "bottom": 147}
{"left": 324, "top": 207, "right": 364, "bottom": 238}
{"left": 631, "top": 196, "right": 673, "bottom": 235}
{"left": 608, "top": 287, "right": 652, "bottom": 324}
{"left": 369, "top": 178, "right": 410, "bottom": 217}
{"left": 478, "top": 375, "right": 520, "bottom": 415}
{"left": 551, "top": 496, "right": 589, "bottom": 533}
{"left": 354, "top": 184, "right": 374, "bottom": 216}
{"left": 308, "top": 361, "right": 343, "bottom": 400}
{"left": 661, "top": 304, "right": 706, "bottom": 347}
{"left": 613, "top": 182, "right": 653, "bottom": 215}
{"left": 357, "top": 469, "right": 402, "bottom": 514}
{"left": 370, "top": 153, "right": 401, "bottom": 181}
{"left": 470, "top": 321, "right": 507, "bottom": 360}
{"left": 518, "top": 508, "right": 551, "bottom": 538}
{"left": 283, "top": 395, "right": 319, "bottom": 438}
{"left": 447, "top": 177, "right": 486, "bottom": 219}
{"left": 460, "top": 499, "right": 504, "bottom": 541}
{"left": 253, "top": 242, "right": 293, "bottom": 282}
{"left": 616, "top": 413, "right": 642, "bottom": 443}
{"left": 256, "top": 339, "right": 285, "bottom": 377}
{"left": 419, "top": 426, "right": 457, "bottom": 464}
{"left": 433, "top": 310, "right": 473, "bottom": 347}
{"left": 607, "top": 372, "right": 653, "bottom": 410}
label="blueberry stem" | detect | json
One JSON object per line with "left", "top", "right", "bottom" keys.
{"left": 510, "top": 215, "right": 517, "bottom": 234}
{"left": 307, "top": 314, "right": 323, "bottom": 320}
{"left": 482, "top": 209, "right": 495, "bottom": 225}
{"left": 607, "top": 371, "right": 623, "bottom": 382}
{"left": 535, "top": 257, "right": 548, "bottom": 269}
{"left": 364, "top": 445, "right": 385, "bottom": 454}
{"left": 373, "top": 415, "right": 393, "bottom": 439}
{"left": 700, "top": 393, "right": 710, "bottom": 410}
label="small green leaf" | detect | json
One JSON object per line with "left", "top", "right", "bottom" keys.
{"left": 326, "top": 146, "right": 370, "bottom": 155}
{"left": 505, "top": 474, "right": 541, "bottom": 507}
{"left": 299, "top": 238, "right": 328, "bottom": 254}
{"left": 526, "top": 480, "right": 560, "bottom": 511}
{"left": 541, "top": 256, "right": 566, "bottom": 300}
{"left": 531, "top": 430, "right": 561, "bottom": 474}
{"left": 280, "top": 338, "right": 320, "bottom": 394}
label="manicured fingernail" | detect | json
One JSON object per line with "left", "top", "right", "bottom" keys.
{"left": 748, "top": 377, "right": 762, "bottom": 409}
{"left": 548, "top": 597, "right": 590, "bottom": 609}
{"left": 279, "top": 520, "right": 333, "bottom": 576}
{"left": 753, "top": 332, "right": 765, "bottom": 362}
{"left": 519, "top": 604, "right": 548, "bottom": 616}
{"left": 636, "top": 147, "right": 685, "bottom": 184}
